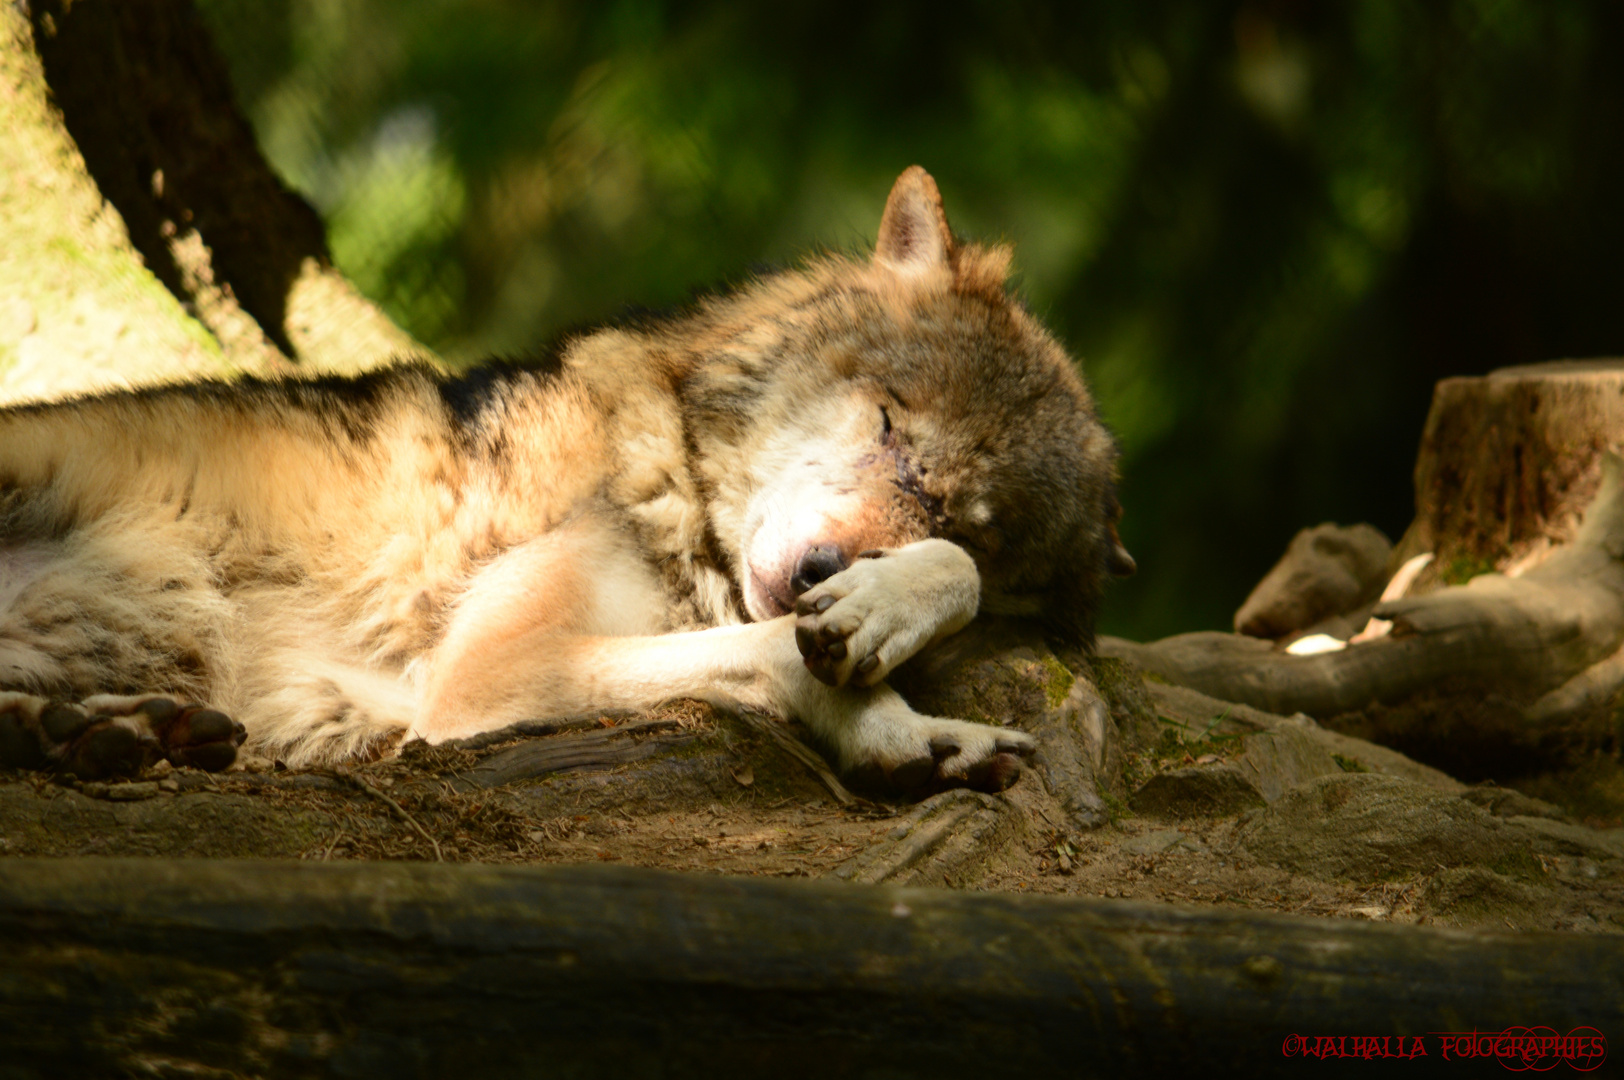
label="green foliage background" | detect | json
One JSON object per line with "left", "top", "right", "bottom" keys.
{"left": 195, "top": 0, "right": 1624, "bottom": 641}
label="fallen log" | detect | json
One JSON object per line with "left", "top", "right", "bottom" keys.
{"left": 0, "top": 858, "right": 1617, "bottom": 1077}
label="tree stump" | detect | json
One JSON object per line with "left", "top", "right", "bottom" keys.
{"left": 1399, "top": 358, "right": 1624, "bottom": 591}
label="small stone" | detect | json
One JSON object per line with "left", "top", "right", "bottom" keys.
{"left": 147, "top": 759, "right": 174, "bottom": 778}
{"left": 78, "top": 781, "right": 109, "bottom": 799}
{"left": 105, "top": 781, "right": 160, "bottom": 801}
{"left": 158, "top": 778, "right": 180, "bottom": 793}
{"left": 1123, "top": 829, "right": 1184, "bottom": 856}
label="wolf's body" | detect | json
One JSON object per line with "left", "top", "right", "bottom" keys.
{"left": 0, "top": 168, "right": 1129, "bottom": 792}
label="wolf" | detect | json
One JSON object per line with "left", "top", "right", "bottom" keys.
{"left": 0, "top": 167, "right": 1131, "bottom": 794}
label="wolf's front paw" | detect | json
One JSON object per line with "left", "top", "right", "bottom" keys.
{"left": 794, "top": 541, "right": 978, "bottom": 688}
{"left": 0, "top": 693, "right": 244, "bottom": 778}
{"left": 854, "top": 717, "right": 1036, "bottom": 796}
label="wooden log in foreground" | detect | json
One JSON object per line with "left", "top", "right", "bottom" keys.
{"left": 0, "top": 859, "right": 1618, "bottom": 1077}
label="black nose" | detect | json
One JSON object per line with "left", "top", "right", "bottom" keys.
{"left": 790, "top": 545, "right": 847, "bottom": 595}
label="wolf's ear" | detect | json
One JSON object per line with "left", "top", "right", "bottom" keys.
{"left": 875, "top": 166, "right": 955, "bottom": 274}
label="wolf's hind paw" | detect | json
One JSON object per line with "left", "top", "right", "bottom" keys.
{"left": 0, "top": 693, "right": 244, "bottom": 778}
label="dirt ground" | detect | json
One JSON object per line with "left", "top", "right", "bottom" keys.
{"left": 5, "top": 655, "right": 1621, "bottom": 936}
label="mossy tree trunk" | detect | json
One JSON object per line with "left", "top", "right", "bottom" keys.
{"left": 0, "top": 0, "right": 427, "bottom": 405}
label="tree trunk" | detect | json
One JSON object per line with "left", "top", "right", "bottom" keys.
{"left": 0, "top": 0, "right": 426, "bottom": 404}
{"left": 1, "top": 857, "right": 1617, "bottom": 1078}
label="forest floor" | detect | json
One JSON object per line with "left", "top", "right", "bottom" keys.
{"left": 4, "top": 672, "right": 1621, "bottom": 936}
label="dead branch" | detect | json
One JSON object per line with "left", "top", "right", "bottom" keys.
{"left": 1103, "top": 453, "right": 1624, "bottom": 722}
{"left": 449, "top": 718, "right": 695, "bottom": 790}
{"left": 732, "top": 709, "right": 859, "bottom": 806}
{"left": 338, "top": 769, "right": 443, "bottom": 861}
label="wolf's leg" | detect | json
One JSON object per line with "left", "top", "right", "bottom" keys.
{"left": 414, "top": 613, "right": 1034, "bottom": 793}
{"left": 411, "top": 524, "right": 1030, "bottom": 792}
{"left": 0, "top": 692, "right": 244, "bottom": 778}
{"left": 792, "top": 538, "right": 979, "bottom": 688}
{"left": 0, "top": 529, "right": 248, "bottom": 777}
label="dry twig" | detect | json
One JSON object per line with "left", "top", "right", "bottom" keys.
{"left": 337, "top": 770, "right": 443, "bottom": 862}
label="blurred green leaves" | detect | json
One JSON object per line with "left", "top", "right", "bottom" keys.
{"left": 195, "top": 0, "right": 1624, "bottom": 639}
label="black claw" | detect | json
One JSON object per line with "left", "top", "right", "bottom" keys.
{"left": 995, "top": 736, "right": 1033, "bottom": 758}
{"left": 0, "top": 712, "right": 46, "bottom": 770}
{"left": 856, "top": 654, "right": 880, "bottom": 675}
{"left": 826, "top": 641, "right": 847, "bottom": 661}
{"left": 928, "top": 734, "right": 960, "bottom": 761}
{"left": 889, "top": 755, "right": 934, "bottom": 792}
{"left": 814, "top": 594, "right": 835, "bottom": 613}
{"left": 40, "top": 703, "right": 91, "bottom": 744}
{"left": 857, "top": 549, "right": 885, "bottom": 559}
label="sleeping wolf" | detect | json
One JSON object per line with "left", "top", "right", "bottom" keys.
{"left": 0, "top": 167, "right": 1131, "bottom": 794}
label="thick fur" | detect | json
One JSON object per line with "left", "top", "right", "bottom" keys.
{"left": 0, "top": 168, "right": 1129, "bottom": 790}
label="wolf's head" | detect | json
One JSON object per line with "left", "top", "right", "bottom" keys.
{"left": 683, "top": 166, "right": 1133, "bottom": 644}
